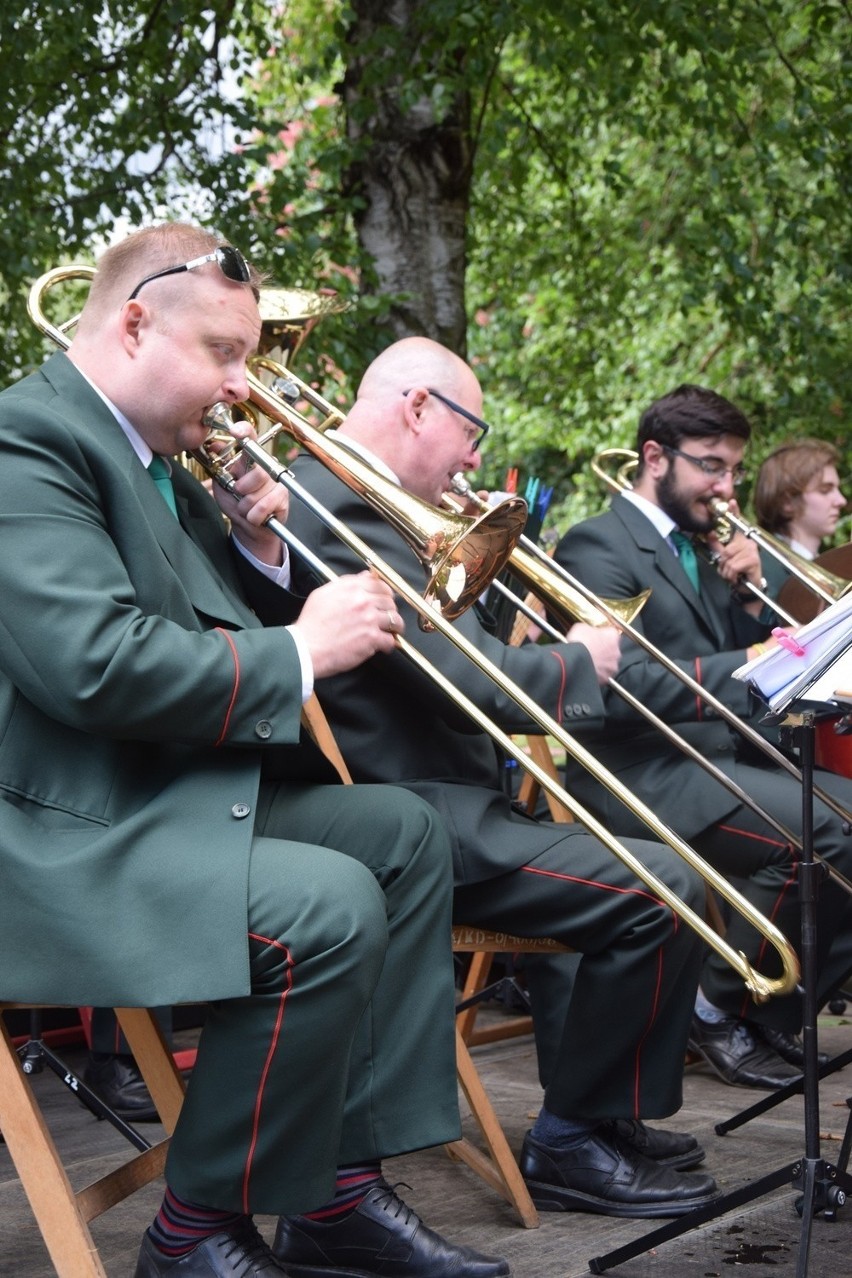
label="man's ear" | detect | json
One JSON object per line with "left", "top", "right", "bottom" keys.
{"left": 640, "top": 439, "right": 667, "bottom": 478}
{"left": 402, "top": 386, "right": 429, "bottom": 435}
{"left": 118, "top": 300, "right": 145, "bottom": 355}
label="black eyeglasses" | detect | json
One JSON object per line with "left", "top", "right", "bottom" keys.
{"left": 126, "top": 245, "right": 251, "bottom": 302}
{"left": 664, "top": 445, "right": 747, "bottom": 487}
{"left": 404, "top": 387, "right": 490, "bottom": 451}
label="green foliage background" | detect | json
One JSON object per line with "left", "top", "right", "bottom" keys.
{"left": 1, "top": 0, "right": 848, "bottom": 536}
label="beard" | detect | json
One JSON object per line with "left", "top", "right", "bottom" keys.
{"left": 657, "top": 468, "right": 715, "bottom": 535}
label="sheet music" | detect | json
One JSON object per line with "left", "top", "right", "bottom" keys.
{"left": 795, "top": 646, "right": 852, "bottom": 707}
{"left": 732, "top": 591, "right": 852, "bottom": 712}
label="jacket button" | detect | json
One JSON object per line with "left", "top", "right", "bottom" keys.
{"left": 231, "top": 803, "right": 251, "bottom": 819}
{"left": 254, "top": 720, "right": 273, "bottom": 739}
{"left": 563, "top": 705, "right": 574, "bottom": 717}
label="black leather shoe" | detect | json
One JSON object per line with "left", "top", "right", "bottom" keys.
{"left": 83, "top": 1053, "right": 159, "bottom": 1122}
{"left": 135, "top": 1220, "right": 289, "bottom": 1275}
{"left": 688, "top": 1016, "right": 803, "bottom": 1090}
{"left": 273, "top": 1180, "right": 510, "bottom": 1276}
{"left": 604, "top": 1118, "right": 705, "bottom": 1170}
{"left": 519, "top": 1129, "right": 718, "bottom": 1218}
{"left": 754, "top": 1025, "right": 829, "bottom": 1070}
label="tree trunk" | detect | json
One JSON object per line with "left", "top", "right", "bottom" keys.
{"left": 342, "top": 0, "right": 472, "bottom": 356}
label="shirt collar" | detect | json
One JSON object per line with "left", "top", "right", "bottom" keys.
{"left": 75, "top": 368, "right": 154, "bottom": 467}
{"left": 788, "top": 536, "right": 815, "bottom": 561}
{"left": 622, "top": 487, "right": 679, "bottom": 541}
{"left": 326, "top": 428, "right": 400, "bottom": 485}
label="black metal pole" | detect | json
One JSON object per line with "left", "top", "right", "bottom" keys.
{"left": 589, "top": 709, "right": 852, "bottom": 1276}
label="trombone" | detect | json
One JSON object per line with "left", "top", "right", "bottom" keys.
{"left": 26, "top": 265, "right": 527, "bottom": 622}
{"left": 446, "top": 474, "right": 852, "bottom": 897}
{"left": 591, "top": 448, "right": 852, "bottom": 624}
{"left": 710, "top": 498, "right": 852, "bottom": 616}
{"left": 586, "top": 447, "right": 852, "bottom": 827}
{"left": 28, "top": 265, "right": 800, "bottom": 1001}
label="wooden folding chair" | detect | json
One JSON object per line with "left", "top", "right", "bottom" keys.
{"left": 448, "top": 928, "right": 572, "bottom": 1228}
{"left": 457, "top": 732, "right": 571, "bottom": 1052}
{"left": 0, "top": 1002, "right": 186, "bottom": 1277}
{"left": 307, "top": 695, "right": 570, "bottom": 1227}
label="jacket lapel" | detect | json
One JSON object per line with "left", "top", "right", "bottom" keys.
{"left": 42, "top": 353, "right": 258, "bottom": 631}
{"left": 612, "top": 495, "right": 726, "bottom": 643}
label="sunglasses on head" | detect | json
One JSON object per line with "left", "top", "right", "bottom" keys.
{"left": 126, "top": 245, "right": 251, "bottom": 302}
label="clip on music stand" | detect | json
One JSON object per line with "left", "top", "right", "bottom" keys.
{"left": 589, "top": 704, "right": 852, "bottom": 1277}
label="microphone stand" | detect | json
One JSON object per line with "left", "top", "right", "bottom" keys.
{"left": 589, "top": 707, "right": 852, "bottom": 1277}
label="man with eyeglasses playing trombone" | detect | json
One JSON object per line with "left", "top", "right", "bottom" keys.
{"left": 283, "top": 336, "right": 723, "bottom": 1226}
{"left": 0, "top": 222, "right": 511, "bottom": 1278}
{"left": 555, "top": 383, "right": 852, "bottom": 1092}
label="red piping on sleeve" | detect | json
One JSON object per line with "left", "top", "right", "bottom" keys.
{"left": 694, "top": 656, "right": 704, "bottom": 721}
{"left": 548, "top": 650, "right": 568, "bottom": 725}
{"left": 214, "top": 627, "right": 241, "bottom": 746}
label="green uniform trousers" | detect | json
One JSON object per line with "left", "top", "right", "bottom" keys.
{"left": 165, "top": 782, "right": 460, "bottom": 1216}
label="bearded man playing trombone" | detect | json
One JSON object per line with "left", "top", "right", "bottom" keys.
{"left": 555, "top": 384, "right": 852, "bottom": 1092}
{"left": 284, "top": 336, "right": 721, "bottom": 1223}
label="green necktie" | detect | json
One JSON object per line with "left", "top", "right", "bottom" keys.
{"left": 671, "top": 530, "right": 701, "bottom": 594}
{"left": 148, "top": 455, "right": 178, "bottom": 519}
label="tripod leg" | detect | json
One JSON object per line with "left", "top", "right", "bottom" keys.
{"left": 836, "top": 1098, "right": 852, "bottom": 1175}
{"left": 794, "top": 1160, "right": 818, "bottom": 1278}
{"left": 16, "top": 1008, "right": 151, "bottom": 1153}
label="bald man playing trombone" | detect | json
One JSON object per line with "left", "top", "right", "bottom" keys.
{"left": 283, "top": 336, "right": 720, "bottom": 1225}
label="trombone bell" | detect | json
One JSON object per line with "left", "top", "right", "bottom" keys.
{"left": 257, "top": 287, "right": 348, "bottom": 363}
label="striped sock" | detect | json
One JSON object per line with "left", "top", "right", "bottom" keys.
{"left": 302, "top": 1161, "right": 383, "bottom": 1221}
{"left": 147, "top": 1186, "right": 245, "bottom": 1258}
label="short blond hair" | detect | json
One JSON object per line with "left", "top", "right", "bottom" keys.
{"left": 78, "top": 223, "right": 259, "bottom": 329}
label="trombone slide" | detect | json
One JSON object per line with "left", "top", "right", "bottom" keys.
{"left": 213, "top": 434, "right": 799, "bottom": 1003}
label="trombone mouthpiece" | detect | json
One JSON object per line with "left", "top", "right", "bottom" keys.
{"left": 450, "top": 472, "right": 473, "bottom": 497}
{"left": 203, "top": 402, "right": 237, "bottom": 432}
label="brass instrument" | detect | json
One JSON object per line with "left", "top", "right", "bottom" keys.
{"left": 590, "top": 447, "right": 640, "bottom": 496}
{"left": 448, "top": 473, "right": 649, "bottom": 630}
{"left": 592, "top": 448, "right": 792, "bottom": 619}
{"left": 448, "top": 476, "right": 852, "bottom": 897}
{"left": 779, "top": 541, "right": 852, "bottom": 627}
{"left": 588, "top": 445, "right": 852, "bottom": 829}
{"left": 204, "top": 393, "right": 528, "bottom": 623}
{"left": 256, "top": 287, "right": 347, "bottom": 364}
{"left": 710, "top": 499, "right": 852, "bottom": 619}
{"left": 28, "top": 266, "right": 801, "bottom": 1000}
{"left": 591, "top": 447, "right": 851, "bottom": 623}
{"left": 27, "top": 265, "right": 527, "bottom": 623}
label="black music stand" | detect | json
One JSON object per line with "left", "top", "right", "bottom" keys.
{"left": 14, "top": 1008, "right": 152, "bottom": 1153}
{"left": 589, "top": 707, "right": 852, "bottom": 1277}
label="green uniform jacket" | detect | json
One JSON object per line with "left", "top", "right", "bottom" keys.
{"left": 285, "top": 451, "right": 606, "bottom": 886}
{"left": 554, "top": 493, "right": 770, "bottom": 839}
{"left": 0, "top": 352, "right": 326, "bottom": 1006}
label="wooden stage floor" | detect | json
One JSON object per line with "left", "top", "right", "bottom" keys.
{"left": 2, "top": 1007, "right": 851, "bottom": 1278}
